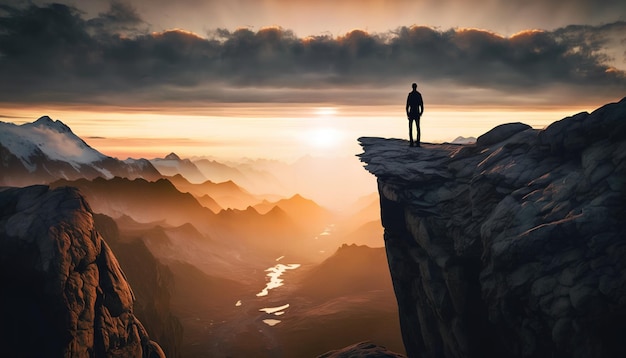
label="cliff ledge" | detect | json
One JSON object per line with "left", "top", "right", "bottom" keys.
{"left": 359, "top": 97, "right": 626, "bottom": 358}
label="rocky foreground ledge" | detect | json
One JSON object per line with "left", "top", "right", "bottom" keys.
{"left": 0, "top": 185, "right": 165, "bottom": 357}
{"left": 358, "top": 97, "right": 626, "bottom": 358}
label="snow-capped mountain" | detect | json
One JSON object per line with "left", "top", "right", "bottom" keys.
{"left": 0, "top": 116, "right": 162, "bottom": 186}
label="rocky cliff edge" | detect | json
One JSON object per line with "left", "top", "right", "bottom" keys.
{"left": 358, "top": 97, "right": 626, "bottom": 358}
{"left": 0, "top": 185, "right": 165, "bottom": 357}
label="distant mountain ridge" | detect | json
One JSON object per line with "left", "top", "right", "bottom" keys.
{"left": 193, "top": 158, "right": 287, "bottom": 196}
{"left": 0, "top": 116, "right": 401, "bottom": 357}
{"left": 0, "top": 116, "right": 273, "bottom": 212}
{"left": 166, "top": 173, "right": 261, "bottom": 210}
{"left": 50, "top": 176, "right": 216, "bottom": 228}
{"left": 0, "top": 115, "right": 375, "bottom": 213}
{"left": 0, "top": 116, "right": 161, "bottom": 185}
{"left": 150, "top": 152, "right": 207, "bottom": 184}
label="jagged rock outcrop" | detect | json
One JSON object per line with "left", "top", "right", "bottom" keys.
{"left": 0, "top": 185, "right": 166, "bottom": 357}
{"left": 94, "top": 214, "right": 184, "bottom": 358}
{"left": 358, "top": 97, "right": 626, "bottom": 358}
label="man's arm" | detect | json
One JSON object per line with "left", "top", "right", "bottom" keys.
{"left": 406, "top": 94, "right": 410, "bottom": 115}
{"left": 419, "top": 94, "right": 424, "bottom": 116}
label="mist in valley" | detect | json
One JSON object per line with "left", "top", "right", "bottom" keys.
{"left": 45, "top": 149, "right": 402, "bottom": 357}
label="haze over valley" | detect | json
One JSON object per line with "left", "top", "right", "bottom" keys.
{"left": 0, "top": 115, "right": 397, "bottom": 357}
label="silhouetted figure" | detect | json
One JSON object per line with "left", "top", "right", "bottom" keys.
{"left": 406, "top": 83, "right": 424, "bottom": 147}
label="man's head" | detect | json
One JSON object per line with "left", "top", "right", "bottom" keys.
{"left": 411, "top": 83, "right": 417, "bottom": 90}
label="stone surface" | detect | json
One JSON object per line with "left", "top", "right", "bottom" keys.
{"left": 0, "top": 185, "right": 166, "bottom": 358}
{"left": 94, "top": 214, "right": 183, "bottom": 358}
{"left": 358, "top": 97, "right": 626, "bottom": 358}
{"left": 317, "top": 341, "right": 407, "bottom": 358}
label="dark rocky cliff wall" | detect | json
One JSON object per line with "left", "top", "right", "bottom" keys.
{"left": 0, "top": 185, "right": 166, "bottom": 358}
{"left": 359, "top": 98, "right": 626, "bottom": 358}
{"left": 93, "top": 214, "right": 183, "bottom": 358}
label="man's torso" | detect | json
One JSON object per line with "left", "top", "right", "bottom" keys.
{"left": 407, "top": 91, "right": 422, "bottom": 117}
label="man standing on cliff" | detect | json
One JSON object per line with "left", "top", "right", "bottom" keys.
{"left": 406, "top": 83, "right": 424, "bottom": 147}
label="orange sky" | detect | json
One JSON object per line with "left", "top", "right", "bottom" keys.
{"left": 3, "top": 104, "right": 589, "bottom": 160}
{"left": 0, "top": 1, "right": 624, "bottom": 160}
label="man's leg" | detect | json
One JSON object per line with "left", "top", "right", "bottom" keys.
{"left": 416, "top": 117, "right": 421, "bottom": 147}
{"left": 408, "top": 119, "right": 414, "bottom": 146}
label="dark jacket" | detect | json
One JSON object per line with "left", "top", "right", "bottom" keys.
{"left": 406, "top": 90, "right": 424, "bottom": 119}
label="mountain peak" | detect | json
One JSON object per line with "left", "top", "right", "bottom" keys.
{"left": 265, "top": 204, "right": 288, "bottom": 218}
{"left": 0, "top": 117, "right": 161, "bottom": 186}
{"left": 32, "top": 115, "right": 72, "bottom": 133}
{"left": 280, "top": 194, "right": 316, "bottom": 208}
{"left": 164, "top": 152, "right": 181, "bottom": 161}
{"left": 35, "top": 115, "right": 53, "bottom": 123}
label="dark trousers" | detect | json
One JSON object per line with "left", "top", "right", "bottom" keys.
{"left": 408, "top": 116, "right": 420, "bottom": 145}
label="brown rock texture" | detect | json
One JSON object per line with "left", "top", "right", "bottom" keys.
{"left": 0, "top": 185, "right": 165, "bottom": 358}
{"left": 358, "top": 97, "right": 626, "bottom": 358}
{"left": 317, "top": 341, "right": 407, "bottom": 358}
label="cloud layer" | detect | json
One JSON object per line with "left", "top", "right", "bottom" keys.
{"left": 0, "top": 2, "right": 624, "bottom": 108}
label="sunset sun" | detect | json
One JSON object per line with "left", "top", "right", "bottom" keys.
{"left": 314, "top": 107, "right": 339, "bottom": 117}
{"left": 308, "top": 127, "right": 342, "bottom": 149}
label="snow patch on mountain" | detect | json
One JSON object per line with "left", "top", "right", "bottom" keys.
{"left": 0, "top": 116, "right": 107, "bottom": 170}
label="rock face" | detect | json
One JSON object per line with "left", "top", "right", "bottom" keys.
{"left": 0, "top": 185, "right": 166, "bottom": 358}
{"left": 93, "top": 214, "right": 184, "bottom": 358}
{"left": 358, "top": 97, "right": 626, "bottom": 358}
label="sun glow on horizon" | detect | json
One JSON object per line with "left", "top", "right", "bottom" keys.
{"left": 314, "top": 107, "right": 339, "bottom": 116}
{"left": 0, "top": 104, "right": 590, "bottom": 161}
{"left": 307, "top": 127, "right": 343, "bottom": 149}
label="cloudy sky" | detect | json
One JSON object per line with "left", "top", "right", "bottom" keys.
{"left": 0, "top": 0, "right": 625, "bottom": 159}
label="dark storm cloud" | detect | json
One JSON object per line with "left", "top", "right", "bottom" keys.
{"left": 0, "top": 2, "right": 624, "bottom": 107}
{"left": 85, "top": 0, "right": 147, "bottom": 35}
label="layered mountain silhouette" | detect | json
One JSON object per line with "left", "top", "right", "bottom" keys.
{"left": 50, "top": 177, "right": 216, "bottom": 228}
{"left": 193, "top": 157, "right": 287, "bottom": 196}
{"left": 0, "top": 115, "right": 397, "bottom": 358}
{"left": 332, "top": 192, "right": 384, "bottom": 248}
{"left": 194, "top": 155, "right": 375, "bottom": 211}
{"left": 150, "top": 152, "right": 208, "bottom": 184}
{"left": 254, "top": 194, "right": 333, "bottom": 228}
{"left": 49, "top": 175, "right": 334, "bottom": 263}
{"left": 166, "top": 173, "right": 261, "bottom": 210}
